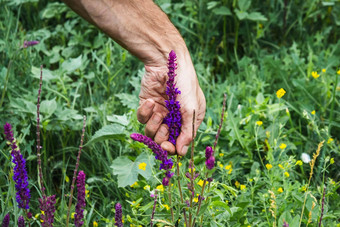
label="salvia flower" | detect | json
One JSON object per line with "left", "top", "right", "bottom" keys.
{"left": 39, "top": 195, "right": 56, "bottom": 226}
{"left": 163, "top": 50, "right": 182, "bottom": 145}
{"left": 130, "top": 133, "right": 173, "bottom": 185}
{"left": 114, "top": 203, "right": 123, "bottom": 227}
{"left": 22, "top": 40, "right": 39, "bottom": 48}
{"left": 18, "top": 216, "right": 25, "bottom": 227}
{"left": 1, "top": 213, "right": 10, "bottom": 227}
{"left": 205, "top": 146, "right": 215, "bottom": 170}
{"left": 283, "top": 220, "right": 289, "bottom": 227}
{"left": 74, "top": 171, "right": 86, "bottom": 227}
{"left": 3, "top": 123, "right": 31, "bottom": 209}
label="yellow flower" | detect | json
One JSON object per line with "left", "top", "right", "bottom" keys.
{"left": 189, "top": 168, "right": 196, "bottom": 173}
{"left": 228, "top": 168, "right": 232, "bottom": 174}
{"left": 284, "top": 172, "right": 289, "bottom": 177}
{"left": 276, "top": 88, "right": 286, "bottom": 98}
{"left": 225, "top": 164, "right": 232, "bottom": 170}
{"left": 266, "top": 164, "right": 273, "bottom": 170}
{"left": 311, "top": 71, "right": 320, "bottom": 79}
{"left": 327, "top": 138, "right": 334, "bottom": 144}
{"left": 71, "top": 212, "right": 75, "bottom": 219}
{"left": 322, "top": 68, "right": 326, "bottom": 73}
{"left": 311, "top": 110, "right": 315, "bottom": 115}
{"left": 65, "top": 175, "right": 70, "bottom": 183}
{"left": 240, "top": 185, "right": 246, "bottom": 191}
{"left": 219, "top": 153, "right": 224, "bottom": 157}
{"left": 86, "top": 189, "right": 90, "bottom": 198}
{"left": 337, "top": 69, "right": 340, "bottom": 75}
{"left": 138, "top": 162, "right": 147, "bottom": 171}
{"left": 301, "top": 185, "right": 307, "bottom": 191}
{"left": 178, "top": 162, "right": 182, "bottom": 167}
{"left": 144, "top": 185, "right": 150, "bottom": 190}
{"left": 163, "top": 204, "right": 170, "bottom": 210}
{"left": 277, "top": 187, "right": 283, "bottom": 193}
{"left": 93, "top": 221, "right": 98, "bottom": 227}
{"left": 194, "top": 197, "right": 198, "bottom": 203}
{"left": 35, "top": 213, "right": 40, "bottom": 219}
{"left": 130, "top": 182, "right": 139, "bottom": 188}
{"left": 235, "top": 181, "right": 240, "bottom": 188}
{"left": 198, "top": 179, "right": 204, "bottom": 187}
{"left": 279, "top": 143, "right": 287, "bottom": 149}
{"left": 330, "top": 158, "right": 334, "bottom": 164}
{"left": 256, "top": 121, "right": 263, "bottom": 126}
{"left": 219, "top": 164, "right": 224, "bottom": 168}
{"left": 156, "top": 184, "right": 164, "bottom": 193}
{"left": 278, "top": 164, "right": 284, "bottom": 170}
{"left": 295, "top": 160, "right": 303, "bottom": 166}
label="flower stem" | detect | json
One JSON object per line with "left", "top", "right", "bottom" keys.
{"left": 150, "top": 190, "right": 158, "bottom": 227}
{"left": 213, "top": 93, "right": 227, "bottom": 151}
{"left": 192, "top": 173, "right": 208, "bottom": 226}
{"left": 318, "top": 183, "right": 327, "bottom": 227}
{"left": 189, "top": 110, "right": 196, "bottom": 227}
{"left": 168, "top": 179, "right": 174, "bottom": 223}
{"left": 176, "top": 155, "right": 188, "bottom": 226}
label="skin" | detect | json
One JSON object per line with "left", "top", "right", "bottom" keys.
{"left": 62, "top": 0, "right": 206, "bottom": 156}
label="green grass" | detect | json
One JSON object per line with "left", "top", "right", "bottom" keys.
{"left": 0, "top": 0, "right": 339, "bottom": 226}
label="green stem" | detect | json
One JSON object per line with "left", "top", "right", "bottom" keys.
{"left": 176, "top": 155, "right": 188, "bottom": 226}
{"left": 0, "top": 60, "right": 13, "bottom": 108}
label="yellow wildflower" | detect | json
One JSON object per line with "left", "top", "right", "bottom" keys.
{"left": 198, "top": 179, "right": 204, "bottom": 187}
{"left": 130, "top": 182, "right": 139, "bottom": 188}
{"left": 337, "top": 69, "right": 340, "bottom": 75}
{"left": 194, "top": 197, "right": 198, "bottom": 203}
{"left": 278, "top": 164, "right": 284, "bottom": 169}
{"left": 156, "top": 184, "right": 164, "bottom": 193}
{"left": 86, "top": 189, "right": 90, "bottom": 198}
{"left": 189, "top": 168, "right": 196, "bottom": 173}
{"left": 93, "top": 221, "right": 98, "bottom": 227}
{"left": 277, "top": 187, "right": 283, "bottom": 193}
{"left": 228, "top": 168, "right": 232, "bottom": 174}
{"left": 330, "top": 158, "right": 334, "bottom": 164}
{"left": 249, "top": 179, "right": 253, "bottom": 182}
{"left": 240, "top": 185, "right": 246, "bottom": 191}
{"left": 327, "top": 138, "right": 334, "bottom": 144}
{"left": 219, "top": 153, "right": 224, "bottom": 157}
{"left": 178, "top": 162, "right": 182, "bottom": 167}
{"left": 71, "top": 212, "right": 75, "bottom": 219}
{"left": 295, "top": 160, "right": 303, "bottom": 166}
{"left": 311, "top": 71, "right": 320, "bottom": 79}
{"left": 279, "top": 143, "right": 287, "bottom": 149}
{"left": 138, "top": 162, "right": 147, "bottom": 171}
{"left": 235, "top": 181, "right": 240, "bottom": 188}
{"left": 144, "top": 185, "right": 150, "bottom": 190}
{"left": 219, "top": 164, "right": 224, "bottom": 168}
{"left": 276, "top": 88, "right": 286, "bottom": 98}
{"left": 311, "top": 110, "right": 315, "bottom": 115}
{"left": 35, "top": 213, "right": 40, "bottom": 219}
{"left": 301, "top": 185, "right": 307, "bottom": 191}
{"left": 266, "top": 164, "right": 273, "bottom": 170}
{"left": 65, "top": 175, "right": 70, "bottom": 183}
{"left": 225, "top": 164, "right": 232, "bottom": 170}
{"left": 284, "top": 172, "right": 289, "bottom": 177}
{"left": 322, "top": 68, "right": 326, "bottom": 73}
{"left": 256, "top": 121, "right": 263, "bottom": 126}
{"left": 163, "top": 204, "right": 170, "bottom": 210}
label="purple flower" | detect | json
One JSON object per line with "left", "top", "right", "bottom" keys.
{"left": 163, "top": 50, "right": 182, "bottom": 145}
{"left": 3, "top": 123, "right": 30, "bottom": 209}
{"left": 75, "top": 171, "right": 86, "bottom": 227}
{"left": 130, "top": 133, "right": 173, "bottom": 185}
{"left": 1, "top": 213, "right": 10, "bottom": 227}
{"left": 22, "top": 40, "right": 39, "bottom": 48}
{"left": 283, "top": 220, "right": 289, "bottom": 227}
{"left": 18, "top": 216, "right": 25, "bottom": 227}
{"left": 205, "top": 146, "right": 215, "bottom": 170}
{"left": 115, "top": 203, "right": 123, "bottom": 227}
{"left": 39, "top": 195, "right": 56, "bottom": 226}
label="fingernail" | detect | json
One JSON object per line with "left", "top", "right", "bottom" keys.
{"left": 181, "top": 145, "right": 188, "bottom": 155}
{"left": 152, "top": 114, "right": 162, "bottom": 124}
{"left": 146, "top": 100, "right": 154, "bottom": 108}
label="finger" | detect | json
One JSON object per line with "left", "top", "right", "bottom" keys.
{"left": 137, "top": 99, "right": 155, "bottom": 124}
{"left": 154, "top": 124, "right": 169, "bottom": 144}
{"left": 145, "top": 112, "right": 163, "bottom": 138}
{"left": 175, "top": 129, "right": 193, "bottom": 156}
{"left": 161, "top": 141, "right": 176, "bottom": 155}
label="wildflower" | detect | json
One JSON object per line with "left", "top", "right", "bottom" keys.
{"left": 22, "top": 40, "right": 39, "bottom": 48}
{"left": 276, "top": 88, "right": 286, "bottom": 98}
{"left": 156, "top": 185, "right": 164, "bottom": 193}
{"left": 283, "top": 220, "right": 289, "bottom": 227}
{"left": 278, "top": 164, "right": 284, "bottom": 170}
{"left": 277, "top": 187, "right": 283, "bottom": 193}
{"left": 71, "top": 212, "right": 75, "bottom": 219}
{"left": 130, "top": 133, "right": 173, "bottom": 186}
{"left": 18, "top": 216, "right": 25, "bottom": 227}
{"left": 198, "top": 179, "right": 204, "bottom": 187}
{"left": 284, "top": 172, "right": 289, "bottom": 177}
{"left": 322, "top": 68, "right": 326, "bottom": 73}
{"left": 3, "top": 123, "right": 30, "bottom": 209}
{"left": 266, "top": 164, "right": 273, "bottom": 170}
{"left": 301, "top": 185, "right": 307, "bottom": 192}
{"left": 65, "top": 175, "right": 70, "bottom": 183}
{"left": 163, "top": 204, "right": 170, "bottom": 210}
{"left": 74, "top": 171, "right": 86, "bottom": 227}
{"left": 311, "top": 71, "right": 320, "bottom": 79}
{"left": 85, "top": 190, "right": 90, "bottom": 198}
{"left": 279, "top": 143, "right": 287, "bottom": 149}
{"left": 178, "top": 162, "right": 182, "bottom": 167}
{"left": 2, "top": 213, "right": 10, "bottom": 227}
{"left": 327, "top": 138, "right": 333, "bottom": 144}
{"left": 240, "top": 185, "right": 246, "bottom": 191}
{"left": 256, "top": 121, "right": 263, "bottom": 126}
{"left": 130, "top": 182, "right": 139, "bottom": 188}
{"left": 235, "top": 181, "right": 240, "bottom": 188}
{"left": 138, "top": 162, "right": 147, "bottom": 171}
{"left": 295, "top": 160, "right": 303, "bottom": 166}
{"left": 219, "top": 163, "right": 223, "bottom": 168}
{"left": 93, "top": 221, "right": 98, "bottom": 227}
{"left": 163, "top": 50, "right": 182, "bottom": 145}
{"left": 301, "top": 153, "right": 311, "bottom": 163}
{"left": 219, "top": 153, "right": 224, "bottom": 157}
{"left": 228, "top": 168, "right": 232, "bottom": 174}
{"left": 311, "top": 110, "right": 315, "bottom": 115}
{"left": 337, "top": 69, "right": 340, "bottom": 75}
{"left": 39, "top": 195, "right": 56, "bottom": 226}
{"left": 225, "top": 164, "right": 232, "bottom": 170}
{"left": 330, "top": 158, "right": 334, "bottom": 164}
{"left": 144, "top": 185, "right": 150, "bottom": 190}
{"left": 205, "top": 146, "right": 215, "bottom": 170}
{"left": 115, "top": 203, "right": 123, "bottom": 227}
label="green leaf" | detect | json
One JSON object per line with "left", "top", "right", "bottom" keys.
{"left": 212, "top": 6, "right": 232, "bottom": 16}
{"left": 61, "top": 55, "right": 83, "bottom": 73}
{"left": 85, "top": 124, "right": 125, "bottom": 146}
{"left": 115, "top": 93, "right": 139, "bottom": 109}
{"left": 238, "top": 0, "right": 251, "bottom": 11}
{"left": 31, "top": 66, "right": 56, "bottom": 81}
{"left": 107, "top": 114, "right": 129, "bottom": 126}
{"left": 40, "top": 98, "right": 57, "bottom": 117}
{"left": 235, "top": 9, "right": 248, "bottom": 20}
{"left": 247, "top": 12, "right": 268, "bottom": 21}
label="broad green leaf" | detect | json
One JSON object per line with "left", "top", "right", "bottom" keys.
{"left": 213, "top": 6, "right": 232, "bottom": 16}
{"left": 40, "top": 98, "right": 57, "bottom": 117}
{"left": 115, "top": 93, "right": 139, "bottom": 109}
{"left": 235, "top": 9, "right": 248, "bottom": 20}
{"left": 61, "top": 55, "right": 83, "bottom": 73}
{"left": 31, "top": 66, "right": 56, "bottom": 81}
{"left": 107, "top": 114, "right": 129, "bottom": 126}
{"left": 86, "top": 124, "right": 125, "bottom": 146}
{"left": 238, "top": 0, "right": 251, "bottom": 11}
{"left": 247, "top": 12, "right": 268, "bottom": 21}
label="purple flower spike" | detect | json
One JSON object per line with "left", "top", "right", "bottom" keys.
{"left": 2, "top": 213, "right": 10, "bottom": 227}
{"left": 75, "top": 171, "right": 86, "bottom": 227}
{"left": 130, "top": 133, "right": 173, "bottom": 185}
{"left": 23, "top": 40, "right": 39, "bottom": 48}
{"left": 18, "top": 216, "right": 25, "bottom": 227}
{"left": 39, "top": 195, "right": 56, "bottom": 226}
{"left": 115, "top": 203, "right": 123, "bottom": 227}
{"left": 3, "top": 123, "right": 31, "bottom": 210}
{"left": 163, "top": 50, "right": 182, "bottom": 145}
{"left": 205, "top": 146, "right": 215, "bottom": 170}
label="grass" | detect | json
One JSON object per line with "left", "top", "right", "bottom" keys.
{"left": 0, "top": 0, "right": 339, "bottom": 226}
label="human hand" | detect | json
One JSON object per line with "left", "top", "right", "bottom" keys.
{"left": 137, "top": 53, "right": 206, "bottom": 156}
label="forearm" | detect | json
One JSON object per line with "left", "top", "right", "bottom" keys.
{"left": 62, "top": 0, "right": 188, "bottom": 66}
